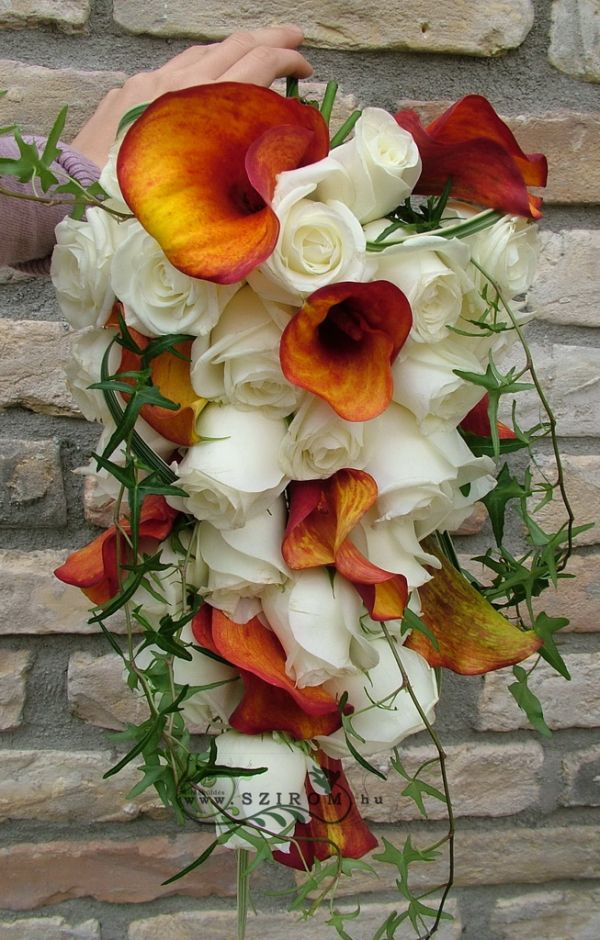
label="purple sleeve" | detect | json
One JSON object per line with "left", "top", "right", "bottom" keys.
{"left": 0, "top": 135, "right": 100, "bottom": 275}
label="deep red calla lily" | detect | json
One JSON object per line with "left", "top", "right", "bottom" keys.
{"left": 191, "top": 606, "right": 343, "bottom": 739}
{"left": 273, "top": 751, "right": 378, "bottom": 870}
{"left": 283, "top": 471, "right": 408, "bottom": 621}
{"left": 54, "top": 495, "right": 178, "bottom": 604}
{"left": 117, "top": 83, "right": 329, "bottom": 284}
{"left": 405, "top": 539, "right": 542, "bottom": 674}
{"left": 460, "top": 394, "right": 517, "bottom": 439}
{"left": 280, "top": 280, "right": 412, "bottom": 421}
{"left": 395, "top": 95, "right": 548, "bottom": 219}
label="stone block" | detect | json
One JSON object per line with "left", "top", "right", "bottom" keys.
{"left": 562, "top": 745, "right": 600, "bottom": 807}
{"left": 0, "top": 549, "right": 128, "bottom": 635}
{"left": 0, "top": 650, "right": 31, "bottom": 731}
{"left": 0, "top": 320, "right": 77, "bottom": 417}
{"left": 549, "top": 0, "right": 600, "bottom": 83}
{"left": 0, "top": 60, "right": 126, "bottom": 139}
{"left": 527, "top": 454, "right": 599, "bottom": 546}
{"left": 535, "top": 552, "right": 600, "bottom": 633}
{"left": 531, "top": 229, "right": 600, "bottom": 327}
{"left": 0, "top": 439, "right": 66, "bottom": 528}
{"left": 491, "top": 886, "right": 600, "bottom": 939}
{"left": 345, "top": 740, "right": 543, "bottom": 821}
{"left": 477, "top": 652, "right": 600, "bottom": 731}
{"left": 83, "top": 475, "right": 116, "bottom": 528}
{"left": 0, "top": 918, "right": 100, "bottom": 940}
{"left": 113, "top": 0, "right": 534, "bottom": 55}
{"left": 0, "top": 834, "right": 236, "bottom": 910}
{"left": 0, "top": 749, "right": 164, "bottom": 823}
{"left": 68, "top": 652, "right": 149, "bottom": 730}
{"left": 0, "top": 2, "right": 90, "bottom": 33}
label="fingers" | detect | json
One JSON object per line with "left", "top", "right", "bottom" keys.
{"left": 219, "top": 45, "right": 313, "bottom": 84}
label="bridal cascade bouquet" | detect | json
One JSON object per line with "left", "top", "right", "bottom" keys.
{"left": 2, "top": 79, "right": 580, "bottom": 938}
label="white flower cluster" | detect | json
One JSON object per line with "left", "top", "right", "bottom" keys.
{"left": 52, "top": 107, "right": 539, "bottom": 842}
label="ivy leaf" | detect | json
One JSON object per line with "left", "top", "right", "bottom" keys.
{"left": 534, "top": 611, "right": 571, "bottom": 679}
{"left": 483, "top": 463, "right": 529, "bottom": 544}
{"left": 508, "top": 665, "right": 552, "bottom": 737}
{"left": 401, "top": 607, "right": 439, "bottom": 650}
{"left": 401, "top": 778, "right": 447, "bottom": 818}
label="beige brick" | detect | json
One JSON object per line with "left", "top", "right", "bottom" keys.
{"left": 68, "top": 652, "right": 149, "bottom": 730}
{"left": 0, "top": 439, "right": 66, "bottom": 528}
{"left": 451, "top": 501, "right": 487, "bottom": 536}
{"left": 128, "top": 902, "right": 462, "bottom": 940}
{"left": 113, "top": 0, "right": 534, "bottom": 55}
{"left": 477, "top": 652, "right": 600, "bottom": 731}
{"left": 0, "top": 60, "right": 126, "bottom": 139}
{"left": 536, "top": 552, "right": 600, "bottom": 633}
{"left": 396, "top": 101, "right": 600, "bottom": 204}
{"left": 0, "top": 834, "right": 236, "bottom": 910}
{"left": 549, "top": 0, "right": 600, "bottom": 83}
{"left": 321, "top": 823, "right": 600, "bottom": 896}
{"left": 0, "top": 2, "right": 90, "bottom": 33}
{"left": 0, "top": 320, "right": 77, "bottom": 417}
{"left": 345, "top": 740, "right": 543, "bottom": 821}
{"left": 0, "top": 549, "right": 128, "bottom": 635}
{"left": 528, "top": 454, "right": 599, "bottom": 546}
{"left": 531, "top": 229, "right": 600, "bottom": 327}
{"left": 0, "top": 651, "right": 31, "bottom": 731}
{"left": 561, "top": 744, "right": 600, "bottom": 807}
{"left": 0, "top": 749, "right": 164, "bottom": 823}
{"left": 83, "top": 475, "right": 116, "bottom": 528}
{"left": 491, "top": 886, "right": 600, "bottom": 940}
{"left": 0, "top": 918, "right": 100, "bottom": 940}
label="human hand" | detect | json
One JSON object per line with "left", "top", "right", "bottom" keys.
{"left": 71, "top": 25, "right": 313, "bottom": 167}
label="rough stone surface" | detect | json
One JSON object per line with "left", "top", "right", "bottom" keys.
{"left": 528, "top": 454, "right": 599, "bottom": 546}
{"left": 0, "top": 60, "right": 126, "bottom": 139}
{"left": 113, "top": 0, "right": 534, "bottom": 55}
{"left": 549, "top": 0, "right": 600, "bottom": 83}
{"left": 477, "top": 652, "right": 600, "bottom": 731}
{"left": 128, "top": 902, "right": 462, "bottom": 940}
{"left": 491, "top": 887, "right": 600, "bottom": 939}
{"left": 0, "top": 835, "right": 236, "bottom": 910}
{"left": 0, "top": 439, "right": 66, "bottom": 528}
{"left": 451, "top": 501, "right": 487, "bottom": 536}
{"left": 0, "top": 549, "right": 128, "bottom": 635}
{"left": 68, "top": 652, "right": 149, "bottom": 730}
{"left": 83, "top": 475, "right": 116, "bottom": 528}
{"left": 0, "top": 2, "right": 90, "bottom": 33}
{"left": 345, "top": 740, "right": 543, "bottom": 821}
{"left": 0, "top": 750, "right": 164, "bottom": 823}
{"left": 535, "top": 551, "right": 600, "bottom": 633}
{"left": 0, "top": 650, "right": 31, "bottom": 731}
{"left": 396, "top": 101, "right": 600, "bottom": 204}
{"left": 561, "top": 745, "right": 600, "bottom": 807}
{"left": 321, "top": 824, "right": 600, "bottom": 896}
{"left": 0, "top": 919, "right": 100, "bottom": 940}
{"left": 531, "top": 229, "right": 600, "bottom": 326}
{"left": 0, "top": 320, "right": 78, "bottom": 416}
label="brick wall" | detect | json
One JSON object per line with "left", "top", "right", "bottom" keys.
{"left": 0, "top": 1, "right": 598, "bottom": 938}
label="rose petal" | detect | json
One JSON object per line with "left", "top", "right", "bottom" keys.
{"left": 230, "top": 671, "right": 342, "bottom": 739}
{"left": 280, "top": 280, "right": 412, "bottom": 421}
{"left": 405, "top": 539, "right": 542, "bottom": 674}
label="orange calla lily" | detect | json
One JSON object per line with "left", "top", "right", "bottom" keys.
{"left": 283, "top": 471, "right": 408, "bottom": 621}
{"left": 280, "top": 280, "right": 412, "bottom": 421}
{"left": 460, "top": 394, "right": 517, "bottom": 440}
{"left": 273, "top": 751, "right": 378, "bottom": 870}
{"left": 54, "top": 495, "right": 178, "bottom": 604}
{"left": 395, "top": 95, "right": 548, "bottom": 219}
{"left": 405, "top": 539, "right": 542, "bottom": 674}
{"left": 118, "top": 325, "right": 205, "bottom": 446}
{"left": 117, "top": 83, "right": 329, "bottom": 283}
{"left": 191, "top": 607, "right": 343, "bottom": 739}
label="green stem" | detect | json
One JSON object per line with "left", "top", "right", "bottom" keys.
{"left": 237, "top": 848, "right": 251, "bottom": 940}
{"left": 330, "top": 109, "right": 362, "bottom": 148}
{"left": 366, "top": 208, "right": 502, "bottom": 251}
{"left": 320, "top": 80, "right": 338, "bottom": 125}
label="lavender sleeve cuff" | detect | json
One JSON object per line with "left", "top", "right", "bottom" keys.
{"left": 0, "top": 135, "right": 100, "bottom": 275}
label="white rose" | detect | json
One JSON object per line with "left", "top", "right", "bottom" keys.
{"left": 190, "top": 499, "right": 290, "bottom": 623}
{"left": 392, "top": 335, "right": 487, "bottom": 431}
{"left": 172, "top": 624, "right": 242, "bottom": 730}
{"left": 190, "top": 286, "right": 300, "bottom": 419}
{"left": 470, "top": 215, "right": 539, "bottom": 298}
{"left": 199, "top": 731, "right": 312, "bottom": 850}
{"left": 130, "top": 538, "right": 186, "bottom": 621}
{"left": 317, "top": 640, "right": 438, "bottom": 758}
{"left": 262, "top": 569, "right": 378, "bottom": 688}
{"left": 366, "top": 228, "right": 473, "bottom": 344}
{"left": 251, "top": 195, "right": 372, "bottom": 303}
{"left": 317, "top": 108, "right": 421, "bottom": 223}
{"left": 98, "top": 141, "right": 129, "bottom": 214}
{"left": 65, "top": 328, "right": 118, "bottom": 423}
{"left": 171, "top": 404, "right": 288, "bottom": 529}
{"left": 278, "top": 395, "right": 366, "bottom": 481}
{"left": 51, "top": 207, "right": 119, "bottom": 329}
{"left": 111, "top": 221, "right": 238, "bottom": 337}
{"left": 354, "top": 508, "right": 442, "bottom": 592}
